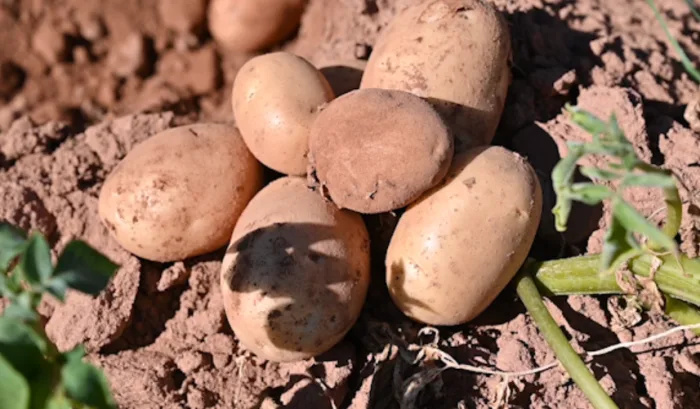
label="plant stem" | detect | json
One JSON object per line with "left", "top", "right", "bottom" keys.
{"left": 647, "top": 0, "right": 700, "bottom": 83}
{"left": 532, "top": 254, "right": 700, "bottom": 306}
{"left": 514, "top": 270, "right": 620, "bottom": 409}
{"left": 660, "top": 185, "right": 682, "bottom": 243}
{"left": 664, "top": 295, "right": 700, "bottom": 335}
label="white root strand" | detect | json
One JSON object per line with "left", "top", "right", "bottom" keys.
{"left": 415, "top": 323, "right": 700, "bottom": 378}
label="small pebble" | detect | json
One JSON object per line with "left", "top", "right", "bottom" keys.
{"left": 32, "top": 19, "right": 68, "bottom": 63}
{"left": 108, "top": 33, "right": 152, "bottom": 77}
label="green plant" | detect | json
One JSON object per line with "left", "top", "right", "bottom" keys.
{"left": 0, "top": 222, "right": 119, "bottom": 409}
{"left": 514, "top": 105, "right": 700, "bottom": 409}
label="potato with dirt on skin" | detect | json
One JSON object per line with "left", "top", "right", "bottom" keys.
{"left": 98, "top": 123, "right": 263, "bottom": 263}
{"left": 232, "top": 51, "right": 335, "bottom": 176}
{"left": 386, "top": 146, "right": 542, "bottom": 326}
{"left": 308, "top": 88, "right": 453, "bottom": 214}
{"left": 360, "top": 0, "right": 512, "bottom": 151}
{"left": 208, "top": 0, "right": 307, "bottom": 53}
{"left": 220, "top": 176, "right": 370, "bottom": 362}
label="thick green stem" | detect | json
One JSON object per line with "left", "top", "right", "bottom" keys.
{"left": 660, "top": 186, "right": 682, "bottom": 244}
{"left": 664, "top": 295, "right": 700, "bottom": 335}
{"left": 514, "top": 271, "right": 619, "bottom": 409}
{"left": 532, "top": 254, "right": 700, "bottom": 306}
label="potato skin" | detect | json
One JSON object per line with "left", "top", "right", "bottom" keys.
{"left": 232, "top": 51, "right": 335, "bottom": 176}
{"left": 385, "top": 146, "right": 542, "bottom": 326}
{"left": 360, "top": 0, "right": 512, "bottom": 151}
{"left": 220, "top": 177, "right": 370, "bottom": 362}
{"left": 208, "top": 0, "right": 307, "bottom": 53}
{"left": 98, "top": 124, "right": 263, "bottom": 262}
{"left": 308, "top": 88, "right": 453, "bottom": 214}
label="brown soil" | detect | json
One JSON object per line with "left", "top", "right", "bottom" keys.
{"left": 2, "top": 0, "right": 700, "bottom": 408}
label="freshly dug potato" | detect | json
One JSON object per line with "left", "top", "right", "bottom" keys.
{"left": 308, "top": 88, "right": 453, "bottom": 214}
{"left": 99, "top": 124, "right": 263, "bottom": 262}
{"left": 232, "top": 51, "right": 335, "bottom": 175}
{"left": 385, "top": 146, "right": 542, "bottom": 326}
{"left": 220, "top": 176, "right": 370, "bottom": 362}
{"left": 208, "top": 0, "right": 307, "bottom": 53}
{"left": 360, "top": 0, "right": 512, "bottom": 151}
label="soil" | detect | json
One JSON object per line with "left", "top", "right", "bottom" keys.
{"left": 2, "top": 0, "right": 700, "bottom": 408}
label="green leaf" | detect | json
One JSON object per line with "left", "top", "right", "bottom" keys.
{"left": 579, "top": 167, "right": 622, "bottom": 181}
{"left": 613, "top": 197, "right": 678, "bottom": 253}
{"left": 566, "top": 105, "right": 609, "bottom": 136}
{"left": 0, "top": 223, "right": 28, "bottom": 272}
{"left": 61, "top": 357, "right": 116, "bottom": 409}
{"left": 0, "top": 354, "right": 30, "bottom": 409}
{"left": 620, "top": 172, "right": 676, "bottom": 189}
{"left": 53, "top": 241, "right": 118, "bottom": 297}
{"left": 569, "top": 183, "right": 613, "bottom": 205}
{"left": 0, "top": 318, "right": 48, "bottom": 377}
{"left": 45, "top": 397, "right": 71, "bottom": 409}
{"left": 20, "top": 235, "right": 53, "bottom": 287}
{"left": 601, "top": 213, "right": 634, "bottom": 270}
{"left": 2, "top": 294, "right": 40, "bottom": 322}
{"left": 27, "top": 360, "right": 57, "bottom": 409}
{"left": 552, "top": 195, "right": 573, "bottom": 232}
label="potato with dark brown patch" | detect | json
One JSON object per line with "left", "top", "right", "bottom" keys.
{"left": 232, "top": 51, "right": 335, "bottom": 176}
{"left": 385, "top": 146, "right": 542, "bottom": 326}
{"left": 220, "top": 176, "right": 370, "bottom": 362}
{"left": 308, "top": 88, "right": 453, "bottom": 214}
{"left": 98, "top": 124, "right": 263, "bottom": 262}
{"left": 208, "top": 0, "right": 307, "bottom": 53}
{"left": 360, "top": 0, "right": 512, "bottom": 151}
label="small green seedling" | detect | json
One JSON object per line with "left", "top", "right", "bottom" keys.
{"left": 0, "top": 222, "right": 119, "bottom": 409}
{"left": 515, "top": 106, "right": 700, "bottom": 409}
{"left": 552, "top": 104, "right": 681, "bottom": 271}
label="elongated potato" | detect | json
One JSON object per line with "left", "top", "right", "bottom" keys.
{"left": 232, "top": 51, "right": 335, "bottom": 175}
{"left": 385, "top": 146, "right": 542, "bottom": 325}
{"left": 220, "top": 177, "right": 370, "bottom": 362}
{"left": 361, "top": 0, "right": 511, "bottom": 151}
{"left": 98, "top": 124, "right": 263, "bottom": 262}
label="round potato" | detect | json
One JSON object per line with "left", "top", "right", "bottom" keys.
{"left": 360, "top": 0, "right": 512, "bottom": 151}
{"left": 232, "top": 51, "right": 335, "bottom": 176}
{"left": 220, "top": 176, "right": 370, "bottom": 362}
{"left": 98, "top": 123, "right": 263, "bottom": 262}
{"left": 208, "top": 0, "right": 307, "bottom": 53}
{"left": 385, "top": 146, "right": 542, "bottom": 326}
{"left": 308, "top": 88, "right": 453, "bottom": 214}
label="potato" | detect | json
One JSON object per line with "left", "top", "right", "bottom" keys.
{"left": 99, "top": 124, "right": 263, "bottom": 262}
{"left": 208, "top": 0, "right": 307, "bottom": 53}
{"left": 360, "top": 0, "right": 512, "bottom": 151}
{"left": 220, "top": 176, "right": 370, "bottom": 362}
{"left": 308, "top": 88, "right": 453, "bottom": 214}
{"left": 385, "top": 146, "right": 542, "bottom": 326}
{"left": 232, "top": 51, "right": 335, "bottom": 176}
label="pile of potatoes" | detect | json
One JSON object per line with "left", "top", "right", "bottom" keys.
{"left": 98, "top": 0, "right": 542, "bottom": 362}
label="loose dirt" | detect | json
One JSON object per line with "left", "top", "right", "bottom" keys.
{"left": 2, "top": 0, "right": 700, "bottom": 408}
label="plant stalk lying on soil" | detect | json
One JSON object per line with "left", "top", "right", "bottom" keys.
{"left": 511, "top": 105, "right": 700, "bottom": 409}
{"left": 514, "top": 270, "right": 620, "bottom": 409}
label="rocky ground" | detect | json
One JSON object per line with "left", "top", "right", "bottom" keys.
{"left": 2, "top": 0, "right": 700, "bottom": 408}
